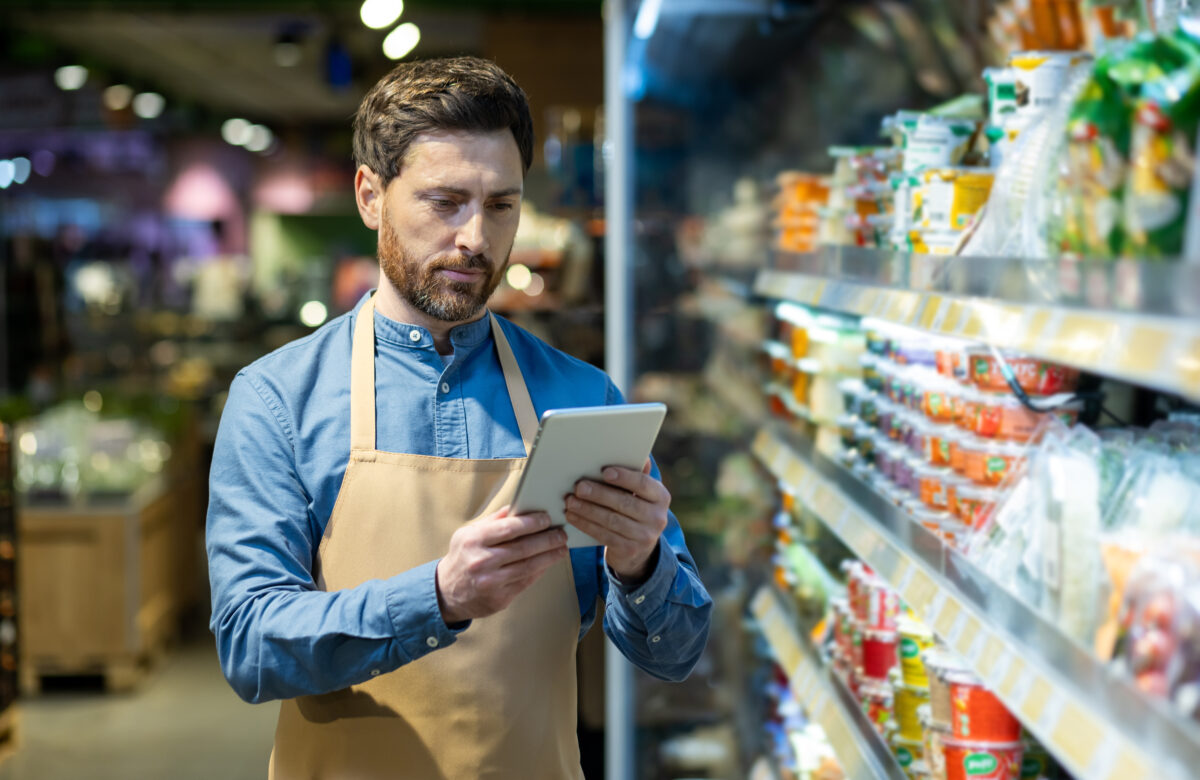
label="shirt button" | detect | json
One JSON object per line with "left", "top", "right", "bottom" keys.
{"left": 426, "top": 636, "right": 439, "bottom": 648}
{"left": 440, "top": 382, "right": 450, "bottom": 394}
{"left": 651, "top": 635, "right": 661, "bottom": 644}
{"left": 409, "top": 330, "right": 421, "bottom": 342}
{"left": 633, "top": 595, "right": 646, "bottom": 605}
{"left": 370, "top": 668, "right": 381, "bottom": 677}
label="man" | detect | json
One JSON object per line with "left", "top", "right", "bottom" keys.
{"left": 206, "top": 56, "right": 711, "bottom": 779}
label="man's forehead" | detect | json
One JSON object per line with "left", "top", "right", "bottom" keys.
{"left": 403, "top": 130, "right": 522, "bottom": 175}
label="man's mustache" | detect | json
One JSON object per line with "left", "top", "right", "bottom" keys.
{"left": 432, "top": 254, "right": 490, "bottom": 272}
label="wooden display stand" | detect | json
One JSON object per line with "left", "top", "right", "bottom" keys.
{"left": 18, "top": 480, "right": 180, "bottom": 693}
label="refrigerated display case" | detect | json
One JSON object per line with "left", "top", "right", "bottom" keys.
{"left": 610, "top": 1, "right": 1200, "bottom": 778}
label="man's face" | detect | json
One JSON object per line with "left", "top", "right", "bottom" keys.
{"left": 376, "top": 129, "right": 523, "bottom": 323}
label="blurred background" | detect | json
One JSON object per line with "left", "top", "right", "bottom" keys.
{"left": 3, "top": 1, "right": 1200, "bottom": 780}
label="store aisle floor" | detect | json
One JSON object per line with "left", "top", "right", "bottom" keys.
{"left": 0, "top": 635, "right": 277, "bottom": 780}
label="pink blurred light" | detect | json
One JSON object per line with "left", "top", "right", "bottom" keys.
{"left": 164, "top": 163, "right": 238, "bottom": 220}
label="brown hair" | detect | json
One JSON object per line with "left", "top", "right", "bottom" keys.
{"left": 352, "top": 56, "right": 534, "bottom": 186}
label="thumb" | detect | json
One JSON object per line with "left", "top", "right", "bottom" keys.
{"left": 642, "top": 458, "right": 652, "bottom": 475}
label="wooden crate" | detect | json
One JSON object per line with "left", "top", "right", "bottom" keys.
{"left": 18, "top": 481, "right": 180, "bottom": 693}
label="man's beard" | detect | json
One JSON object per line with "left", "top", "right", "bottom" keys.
{"left": 378, "top": 218, "right": 507, "bottom": 323}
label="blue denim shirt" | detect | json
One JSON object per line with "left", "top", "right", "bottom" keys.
{"left": 207, "top": 293, "right": 712, "bottom": 703}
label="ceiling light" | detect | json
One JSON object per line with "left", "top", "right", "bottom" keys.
{"left": 12, "top": 158, "right": 31, "bottom": 185}
{"left": 132, "top": 92, "right": 165, "bottom": 119}
{"left": 633, "top": 0, "right": 663, "bottom": 40}
{"left": 382, "top": 22, "right": 420, "bottom": 60}
{"left": 245, "top": 125, "right": 273, "bottom": 153}
{"left": 54, "top": 65, "right": 88, "bottom": 91}
{"left": 103, "top": 84, "right": 134, "bottom": 111}
{"left": 361, "top": 0, "right": 404, "bottom": 30}
{"left": 0, "top": 161, "right": 13, "bottom": 189}
{"left": 221, "top": 118, "right": 252, "bottom": 146}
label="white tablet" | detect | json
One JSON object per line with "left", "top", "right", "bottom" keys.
{"left": 510, "top": 403, "right": 668, "bottom": 548}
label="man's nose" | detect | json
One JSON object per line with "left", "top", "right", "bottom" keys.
{"left": 456, "top": 209, "right": 487, "bottom": 256}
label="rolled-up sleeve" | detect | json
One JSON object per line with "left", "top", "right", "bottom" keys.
{"left": 206, "top": 372, "right": 465, "bottom": 704}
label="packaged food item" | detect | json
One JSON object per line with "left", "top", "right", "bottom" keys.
{"left": 923, "top": 378, "right": 959, "bottom": 423}
{"left": 945, "top": 472, "right": 970, "bottom": 520}
{"left": 1008, "top": 50, "right": 1094, "bottom": 131}
{"left": 973, "top": 393, "right": 1082, "bottom": 441}
{"left": 891, "top": 733, "right": 926, "bottom": 772}
{"left": 865, "top": 577, "right": 900, "bottom": 631}
{"left": 896, "top": 453, "right": 921, "bottom": 494}
{"left": 922, "top": 648, "right": 969, "bottom": 729}
{"left": 954, "top": 385, "right": 983, "bottom": 432}
{"left": 911, "top": 759, "right": 933, "bottom": 779}
{"left": 908, "top": 229, "right": 965, "bottom": 256}
{"left": 913, "top": 504, "right": 959, "bottom": 545}
{"left": 956, "top": 483, "right": 1003, "bottom": 530}
{"left": 859, "top": 679, "right": 895, "bottom": 734}
{"left": 927, "top": 423, "right": 959, "bottom": 467}
{"left": 924, "top": 722, "right": 951, "bottom": 780}
{"left": 1124, "top": 58, "right": 1200, "bottom": 259}
{"left": 965, "top": 350, "right": 1081, "bottom": 395}
{"left": 916, "top": 463, "right": 954, "bottom": 510}
{"left": 936, "top": 342, "right": 967, "bottom": 382}
{"left": 1019, "top": 737, "right": 1058, "bottom": 780}
{"left": 984, "top": 67, "right": 1018, "bottom": 129}
{"left": 838, "top": 414, "right": 859, "bottom": 449}
{"left": 862, "top": 628, "right": 900, "bottom": 680}
{"left": 942, "top": 739, "right": 1024, "bottom": 780}
{"left": 946, "top": 671, "right": 1021, "bottom": 742}
{"left": 898, "top": 617, "right": 936, "bottom": 687}
{"left": 961, "top": 438, "right": 1027, "bottom": 486}
{"left": 896, "top": 111, "right": 981, "bottom": 173}
{"left": 895, "top": 681, "right": 932, "bottom": 740}
{"left": 854, "top": 422, "right": 877, "bottom": 465}
{"left": 915, "top": 167, "right": 996, "bottom": 232}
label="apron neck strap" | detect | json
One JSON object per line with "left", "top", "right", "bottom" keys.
{"left": 349, "top": 296, "right": 539, "bottom": 455}
{"left": 489, "top": 313, "right": 538, "bottom": 455}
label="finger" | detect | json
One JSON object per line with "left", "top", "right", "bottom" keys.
{"left": 573, "top": 479, "right": 648, "bottom": 520}
{"left": 495, "top": 526, "right": 568, "bottom": 565}
{"left": 564, "top": 509, "right": 635, "bottom": 548}
{"left": 475, "top": 510, "right": 552, "bottom": 545}
{"left": 564, "top": 496, "right": 645, "bottom": 544}
{"left": 599, "top": 464, "right": 669, "bottom": 504}
{"left": 498, "top": 544, "right": 568, "bottom": 580}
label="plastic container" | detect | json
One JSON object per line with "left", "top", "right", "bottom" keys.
{"left": 864, "top": 579, "right": 900, "bottom": 631}
{"left": 946, "top": 671, "right": 1021, "bottom": 743}
{"left": 922, "top": 714, "right": 952, "bottom": 780}
{"left": 837, "top": 414, "right": 859, "bottom": 449}
{"left": 897, "top": 453, "right": 923, "bottom": 495}
{"left": 915, "top": 463, "right": 954, "bottom": 510}
{"left": 875, "top": 437, "right": 898, "bottom": 481}
{"left": 919, "top": 372, "right": 956, "bottom": 422}
{"left": 878, "top": 399, "right": 899, "bottom": 439}
{"left": 973, "top": 393, "right": 1082, "bottom": 441}
{"left": 862, "top": 353, "right": 884, "bottom": 392}
{"left": 922, "top": 650, "right": 968, "bottom": 729}
{"left": 898, "top": 617, "right": 936, "bottom": 687}
{"left": 926, "top": 422, "right": 958, "bottom": 467}
{"left": 956, "top": 483, "right": 1003, "bottom": 530}
{"left": 942, "top": 739, "right": 1024, "bottom": 780}
{"left": 859, "top": 679, "right": 895, "bottom": 734}
{"left": 945, "top": 473, "right": 970, "bottom": 520}
{"left": 960, "top": 438, "right": 1026, "bottom": 486}
{"left": 965, "top": 349, "right": 1080, "bottom": 396}
{"left": 892, "top": 734, "right": 926, "bottom": 772}
{"left": 936, "top": 343, "right": 967, "bottom": 382}
{"left": 895, "top": 681, "right": 932, "bottom": 740}
{"left": 854, "top": 422, "right": 877, "bottom": 465}
{"left": 952, "top": 384, "right": 981, "bottom": 432}
{"left": 862, "top": 628, "right": 900, "bottom": 680}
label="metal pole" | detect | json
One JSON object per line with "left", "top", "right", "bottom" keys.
{"left": 603, "top": 0, "right": 636, "bottom": 778}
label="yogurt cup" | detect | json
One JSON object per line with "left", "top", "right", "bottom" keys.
{"left": 891, "top": 733, "right": 926, "bottom": 772}
{"left": 965, "top": 349, "right": 1080, "bottom": 396}
{"left": 942, "top": 739, "right": 1024, "bottom": 780}
{"left": 922, "top": 649, "right": 969, "bottom": 729}
{"left": 955, "top": 482, "right": 1003, "bottom": 530}
{"left": 898, "top": 616, "right": 936, "bottom": 687}
{"left": 926, "top": 422, "right": 958, "bottom": 467}
{"left": 895, "top": 681, "right": 931, "bottom": 740}
{"left": 862, "top": 627, "right": 900, "bottom": 681}
{"left": 960, "top": 438, "right": 1026, "bottom": 486}
{"left": 972, "top": 393, "right": 1082, "bottom": 442}
{"left": 915, "top": 463, "right": 954, "bottom": 510}
{"left": 946, "top": 670, "right": 1021, "bottom": 743}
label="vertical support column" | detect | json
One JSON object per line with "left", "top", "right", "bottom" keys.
{"left": 603, "top": 0, "right": 635, "bottom": 779}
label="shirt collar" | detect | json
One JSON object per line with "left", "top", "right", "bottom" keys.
{"left": 354, "top": 290, "right": 493, "bottom": 351}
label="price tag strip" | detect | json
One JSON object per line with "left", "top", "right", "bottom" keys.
{"left": 750, "top": 428, "right": 1185, "bottom": 779}
{"left": 755, "top": 269, "right": 1200, "bottom": 405}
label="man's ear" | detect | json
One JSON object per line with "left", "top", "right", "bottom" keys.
{"left": 355, "top": 165, "right": 383, "bottom": 231}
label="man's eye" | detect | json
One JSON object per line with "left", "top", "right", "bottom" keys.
{"left": 432, "top": 199, "right": 456, "bottom": 209}
{"left": 491, "top": 202, "right": 515, "bottom": 212}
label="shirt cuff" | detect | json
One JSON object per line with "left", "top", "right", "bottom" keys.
{"left": 383, "top": 558, "right": 469, "bottom": 663}
{"left": 605, "top": 541, "right": 678, "bottom": 611}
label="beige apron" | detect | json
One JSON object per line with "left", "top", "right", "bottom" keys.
{"left": 270, "top": 296, "right": 584, "bottom": 780}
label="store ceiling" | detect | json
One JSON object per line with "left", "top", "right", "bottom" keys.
{"left": 1, "top": 1, "right": 601, "bottom": 125}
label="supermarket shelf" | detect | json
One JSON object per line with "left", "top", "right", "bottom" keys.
{"left": 756, "top": 246, "right": 1200, "bottom": 403}
{"left": 751, "top": 424, "right": 1200, "bottom": 780}
{"left": 764, "top": 382, "right": 837, "bottom": 426}
{"left": 762, "top": 341, "right": 832, "bottom": 376}
{"left": 750, "top": 587, "right": 907, "bottom": 780}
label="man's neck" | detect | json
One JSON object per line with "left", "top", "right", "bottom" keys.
{"left": 372, "top": 280, "right": 483, "bottom": 355}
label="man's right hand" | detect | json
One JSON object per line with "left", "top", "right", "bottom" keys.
{"left": 435, "top": 505, "right": 569, "bottom": 626}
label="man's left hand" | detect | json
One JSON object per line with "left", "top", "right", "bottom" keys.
{"left": 565, "top": 459, "right": 670, "bottom": 584}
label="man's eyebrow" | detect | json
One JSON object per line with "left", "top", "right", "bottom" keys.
{"left": 419, "top": 186, "right": 522, "bottom": 199}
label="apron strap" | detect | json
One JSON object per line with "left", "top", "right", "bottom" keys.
{"left": 350, "top": 296, "right": 378, "bottom": 451}
{"left": 489, "top": 313, "right": 538, "bottom": 456}
{"left": 350, "top": 296, "right": 537, "bottom": 455}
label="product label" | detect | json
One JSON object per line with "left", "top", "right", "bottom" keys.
{"left": 1021, "top": 756, "right": 1043, "bottom": 777}
{"left": 965, "top": 752, "right": 999, "bottom": 776}
{"left": 900, "top": 637, "right": 920, "bottom": 658}
{"left": 987, "top": 456, "right": 1008, "bottom": 474}
{"left": 897, "top": 746, "right": 913, "bottom": 766}
{"left": 974, "top": 358, "right": 989, "bottom": 377}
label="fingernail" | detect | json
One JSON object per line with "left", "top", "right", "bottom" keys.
{"left": 604, "top": 468, "right": 618, "bottom": 481}
{"left": 578, "top": 482, "right": 591, "bottom": 497}
{"left": 540, "top": 513, "right": 551, "bottom": 528}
